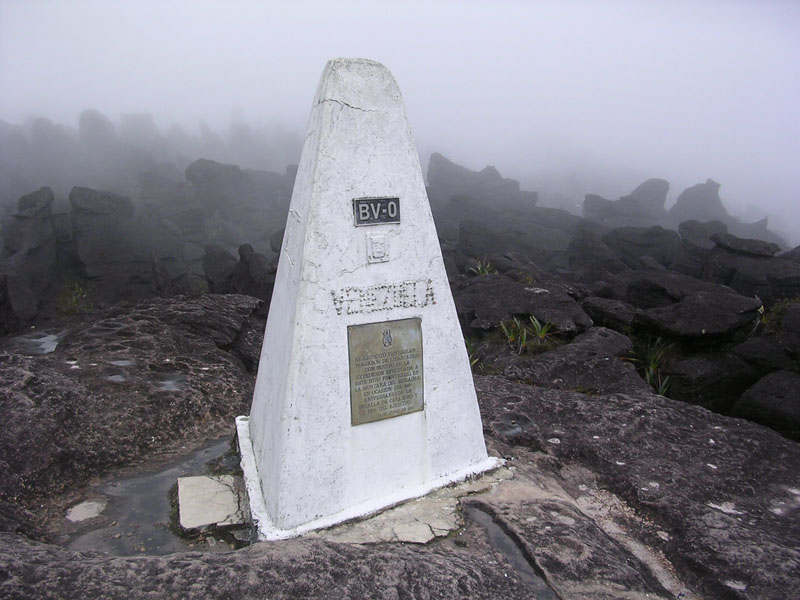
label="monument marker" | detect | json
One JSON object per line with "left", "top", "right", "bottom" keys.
{"left": 236, "top": 58, "right": 500, "bottom": 540}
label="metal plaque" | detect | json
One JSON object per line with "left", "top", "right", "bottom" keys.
{"left": 353, "top": 196, "right": 400, "bottom": 226}
{"left": 348, "top": 317, "right": 423, "bottom": 426}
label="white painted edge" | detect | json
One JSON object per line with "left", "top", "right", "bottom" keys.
{"left": 236, "top": 414, "right": 503, "bottom": 541}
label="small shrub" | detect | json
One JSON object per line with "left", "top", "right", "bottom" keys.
{"left": 464, "top": 338, "right": 480, "bottom": 370}
{"left": 529, "top": 315, "right": 555, "bottom": 344}
{"left": 500, "top": 317, "right": 529, "bottom": 355}
{"left": 500, "top": 316, "right": 558, "bottom": 355}
{"left": 625, "top": 337, "right": 673, "bottom": 395}
{"left": 57, "top": 282, "right": 94, "bottom": 315}
{"left": 469, "top": 258, "right": 498, "bottom": 276}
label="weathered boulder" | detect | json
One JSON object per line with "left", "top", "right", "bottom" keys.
{"left": 185, "top": 160, "right": 292, "bottom": 253}
{"left": 669, "top": 179, "right": 730, "bottom": 224}
{"left": 605, "top": 270, "right": 731, "bottom": 310}
{"left": 710, "top": 232, "right": 781, "bottom": 257}
{"left": 228, "top": 244, "right": 276, "bottom": 303}
{"left": 0, "top": 294, "right": 264, "bottom": 520}
{"left": 69, "top": 186, "right": 139, "bottom": 280}
{"left": 457, "top": 219, "right": 571, "bottom": 273}
{"left": 0, "top": 530, "right": 532, "bottom": 599}
{"left": 185, "top": 159, "right": 255, "bottom": 214}
{"left": 663, "top": 353, "right": 760, "bottom": 411}
{"left": 600, "top": 226, "right": 680, "bottom": 269}
{"left": 426, "top": 152, "right": 537, "bottom": 212}
{"left": 580, "top": 296, "right": 637, "bottom": 332}
{"left": 635, "top": 290, "right": 762, "bottom": 341}
{"left": 732, "top": 336, "right": 796, "bottom": 373}
{"left": 565, "top": 223, "right": 627, "bottom": 283}
{"left": 0, "top": 188, "right": 58, "bottom": 328}
{"left": 452, "top": 275, "right": 592, "bottom": 334}
{"left": 140, "top": 166, "right": 208, "bottom": 245}
{"left": 780, "top": 245, "right": 800, "bottom": 263}
{"left": 478, "top": 376, "right": 800, "bottom": 600}
{"left": 69, "top": 186, "right": 198, "bottom": 303}
{"left": 583, "top": 179, "right": 672, "bottom": 228}
{"left": 732, "top": 370, "right": 800, "bottom": 440}
{"left": 777, "top": 303, "right": 800, "bottom": 355}
{"left": 701, "top": 238, "right": 800, "bottom": 303}
{"left": 669, "top": 220, "right": 727, "bottom": 278}
{"left": 621, "top": 178, "right": 670, "bottom": 210}
{"left": 501, "top": 327, "right": 649, "bottom": 395}
{"left": 202, "top": 243, "right": 238, "bottom": 294}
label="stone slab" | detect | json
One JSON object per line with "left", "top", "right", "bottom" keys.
{"left": 177, "top": 475, "right": 245, "bottom": 530}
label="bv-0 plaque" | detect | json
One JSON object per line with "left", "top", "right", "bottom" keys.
{"left": 348, "top": 317, "right": 423, "bottom": 425}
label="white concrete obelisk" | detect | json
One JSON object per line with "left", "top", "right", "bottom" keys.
{"left": 237, "top": 58, "right": 499, "bottom": 539}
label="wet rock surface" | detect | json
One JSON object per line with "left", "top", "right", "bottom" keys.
{"left": 0, "top": 295, "right": 799, "bottom": 598}
{"left": 0, "top": 294, "right": 263, "bottom": 536}
{"left": 477, "top": 376, "right": 800, "bottom": 600}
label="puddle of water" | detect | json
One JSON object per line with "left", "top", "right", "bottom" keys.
{"left": 153, "top": 373, "right": 186, "bottom": 391}
{"left": 66, "top": 437, "right": 233, "bottom": 556}
{"left": 66, "top": 499, "right": 107, "bottom": 522}
{"left": 109, "top": 358, "right": 135, "bottom": 367}
{"left": 104, "top": 374, "right": 128, "bottom": 383}
{"left": 9, "top": 329, "right": 65, "bottom": 355}
{"left": 465, "top": 505, "right": 558, "bottom": 599}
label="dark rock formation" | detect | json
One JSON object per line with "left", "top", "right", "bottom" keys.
{"left": 636, "top": 290, "right": 762, "bottom": 341}
{"left": 733, "top": 336, "right": 795, "bottom": 373}
{"left": 1, "top": 301, "right": 799, "bottom": 598}
{"left": 478, "top": 376, "right": 800, "bottom": 600}
{"left": 202, "top": 243, "right": 238, "bottom": 293}
{"left": 0, "top": 187, "right": 58, "bottom": 330}
{"left": 69, "top": 186, "right": 202, "bottom": 303}
{"left": 778, "top": 303, "right": 800, "bottom": 355}
{"left": 732, "top": 370, "right": 800, "bottom": 440}
{"left": 457, "top": 219, "right": 572, "bottom": 274}
{"left": 710, "top": 232, "right": 781, "bottom": 257}
{"left": 228, "top": 244, "right": 276, "bottom": 303}
{"left": 669, "top": 179, "right": 729, "bottom": 224}
{"left": 583, "top": 178, "right": 672, "bottom": 228}
{"left": 566, "top": 223, "right": 628, "bottom": 282}
{"left": 603, "top": 270, "right": 731, "bottom": 310}
{"left": 600, "top": 226, "right": 680, "bottom": 269}
{"left": 452, "top": 275, "right": 592, "bottom": 334}
{"left": 780, "top": 245, "right": 800, "bottom": 263}
{"left": 427, "top": 152, "right": 537, "bottom": 212}
{"left": 669, "top": 180, "right": 786, "bottom": 247}
{"left": 501, "top": 327, "right": 649, "bottom": 394}
{"left": 663, "top": 353, "right": 760, "bottom": 411}
{"left": 580, "top": 296, "right": 637, "bottom": 332}
{"left": 669, "top": 220, "right": 728, "bottom": 278}
{"left": 701, "top": 235, "right": 800, "bottom": 303}
{"left": 0, "top": 294, "right": 263, "bottom": 521}
{"left": 185, "top": 159, "right": 293, "bottom": 253}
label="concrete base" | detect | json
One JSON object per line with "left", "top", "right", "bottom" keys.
{"left": 236, "top": 415, "right": 504, "bottom": 540}
{"left": 177, "top": 475, "right": 247, "bottom": 531}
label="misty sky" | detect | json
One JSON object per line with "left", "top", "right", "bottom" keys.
{"left": 2, "top": 0, "right": 799, "bottom": 241}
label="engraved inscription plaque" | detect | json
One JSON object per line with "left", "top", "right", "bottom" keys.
{"left": 348, "top": 317, "right": 423, "bottom": 426}
{"left": 353, "top": 196, "right": 400, "bottom": 226}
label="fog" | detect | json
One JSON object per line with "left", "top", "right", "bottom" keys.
{"left": 2, "top": 0, "right": 799, "bottom": 243}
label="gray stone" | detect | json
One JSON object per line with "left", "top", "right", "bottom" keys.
{"left": 177, "top": 475, "right": 245, "bottom": 530}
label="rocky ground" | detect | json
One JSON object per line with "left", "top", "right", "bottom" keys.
{"left": 1, "top": 153, "right": 799, "bottom": 598}
{"left": 1, "top": 293, "right": 798, "bottom": 599}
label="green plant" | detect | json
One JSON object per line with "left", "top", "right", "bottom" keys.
{"left": 464, "top": 338, "right": 480, "bottom": 370}
{"left": 626, "top": 337, "right": 673, "bottom": 395}
{"left": 57, "top": 282, "right": 94, "bottom": 315}
{"left": 469, "top": 257, "right": 498, "bottom": 276}
{"left": 500, "top": 317, "right": 529, "bottom": 355}
{"left": 529, "top": 315, "right": 555, "bottom": 344}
